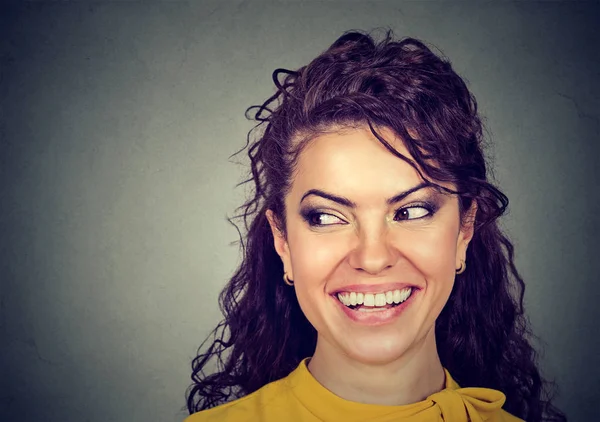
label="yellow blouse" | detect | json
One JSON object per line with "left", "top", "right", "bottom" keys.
{"left": 185, "top": 359, "right": 524, "bottom": 422}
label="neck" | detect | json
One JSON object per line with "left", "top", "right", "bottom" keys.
{"left": 307, "top": 328, "right": 446, "bottom": 406}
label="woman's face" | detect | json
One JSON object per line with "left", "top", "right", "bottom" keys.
{"left": 266, "top": 126, "right": 476, "bottom": 365}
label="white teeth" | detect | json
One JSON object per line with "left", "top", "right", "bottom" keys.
{"left": 337, "top": 293, "right": 349, "bottom": 306}
{"left": 337, "top": 287, "right": 413, "bottom": 308}
{"left": 401, "top": 288, "right": 411, "bottom": 302}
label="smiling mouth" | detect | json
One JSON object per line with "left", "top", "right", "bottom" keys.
{"left": 335, "top": 287, "right": 415, "bottom": 311}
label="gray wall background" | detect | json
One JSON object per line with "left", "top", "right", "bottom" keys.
{"left": 1, "top": 1, "right": 598, "bottom": 421}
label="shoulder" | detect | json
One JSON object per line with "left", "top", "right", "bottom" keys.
{"left": 184, "top": 378, "right": 294, "bottom": 422}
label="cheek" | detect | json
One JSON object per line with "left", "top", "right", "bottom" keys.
{"left": 286, "top": 231, "right": 341, "bottom": 327}
{"left": 288, "top": 229, "right": 346, "bottom": 285}
{"left": 401, "top": 228, "right": 458, "bottom": 278}
{"left": 289, "top": 226, "right": 458, "bottom": 283}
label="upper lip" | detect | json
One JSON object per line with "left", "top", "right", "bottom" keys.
{"left": 331, "top": 283, "right": 419, "bottom": 295}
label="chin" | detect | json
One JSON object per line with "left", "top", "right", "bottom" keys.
{"left": 342, "top": 338, "right": 412, "bottom": 366}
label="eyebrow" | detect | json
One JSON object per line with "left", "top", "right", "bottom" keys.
{"left": 299, "top": 182, "right": 434, "bottom": 208}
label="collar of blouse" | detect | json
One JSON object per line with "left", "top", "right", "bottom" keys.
{"left": 284, "top": 358, "right": 508, "bottom": 422}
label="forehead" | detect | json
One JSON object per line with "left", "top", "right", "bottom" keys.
{"left": 289, "top": 126, "right": 427, "bottom": 202}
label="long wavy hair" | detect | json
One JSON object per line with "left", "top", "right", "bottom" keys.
{"left": 187, "top": 30, "right": 566, "bottom": 422}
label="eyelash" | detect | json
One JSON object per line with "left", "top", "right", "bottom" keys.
{"left": 301, "top": 202, "right": 437, "bottom": 227}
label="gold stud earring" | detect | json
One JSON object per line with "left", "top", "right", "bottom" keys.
{"left": 456, "top": 260, "right": 466, "bottom": 275}
{"left": 283, "top": 272, "right": 294, "bottom": 286}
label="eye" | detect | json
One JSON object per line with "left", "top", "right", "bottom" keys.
{"left": 394, "top": 205, "right": 433, "bottom": 221}
{"left": 304, "top": 211, "right": 345, "bottom": 227}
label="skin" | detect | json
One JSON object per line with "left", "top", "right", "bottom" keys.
{"left": 266, "top": 125, "right": 477, "bottom": 406}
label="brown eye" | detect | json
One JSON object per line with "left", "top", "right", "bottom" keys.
{"left": 311, "top": 213, "right": 343, "bottom": 226}
{"left": 394, "top": 206, "right": 432, "bottom": 221}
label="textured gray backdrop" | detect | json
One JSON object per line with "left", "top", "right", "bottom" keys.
{"left": 1, "top": 1, "right": 598, "bottom": 421}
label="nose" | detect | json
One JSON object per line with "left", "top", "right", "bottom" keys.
{"left": 347, "top": 225, "right": 399, "bottom": 275}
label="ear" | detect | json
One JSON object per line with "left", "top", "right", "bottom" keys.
{"left": 456, "top": 200, "right": 478, "bottom": 268}
{"left": 265, "top": 209, "right": 294, "bottom": 280}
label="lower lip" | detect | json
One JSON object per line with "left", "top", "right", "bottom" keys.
{"left": 332, "top": 289, "right": 419, "bottom": 326}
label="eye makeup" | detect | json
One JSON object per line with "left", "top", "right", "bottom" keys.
{"left": 299, "top": 195, "right": 443, "bottom": 228}
{"left": 300, "top": 208, "right": 345, "bottom": 227}
{"left": 393, "top": 200, "right": 439, "bottom": 222}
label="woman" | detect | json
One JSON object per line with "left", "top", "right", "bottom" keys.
{"left": 185, "top": 30, "right": 566, "bottom": 422}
